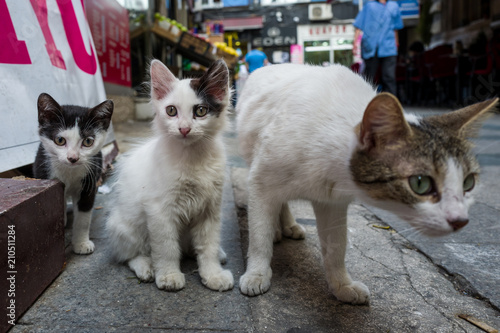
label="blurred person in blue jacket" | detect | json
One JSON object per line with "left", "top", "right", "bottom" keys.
{"left": 245, "top": 48, "right": 269, "bottom": 73}
{"left": 353, "top": 0, "right": 403, "bottom": 95}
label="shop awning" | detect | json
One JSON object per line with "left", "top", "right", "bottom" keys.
{"left": 222, "top": 17, "right": 263, "bottom": 31}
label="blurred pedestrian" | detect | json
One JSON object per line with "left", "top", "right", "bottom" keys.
{"left": 353, "top": 0, "right": 403, "bottom": 95}
{"left": 245, "top": 48, "right": 269, "bottom": 73}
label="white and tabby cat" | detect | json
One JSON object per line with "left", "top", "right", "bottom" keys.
{"left": 34, "top": 93, "right": 114, "bottom": 254}
{"left": 107, "top": 59, "right": 234, "bottom": 292}
{"left": 236, "top": 63, "right": 497, "bottom": 304}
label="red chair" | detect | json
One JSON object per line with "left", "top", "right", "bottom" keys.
{"left": 395, "top": 57, "right": 407, "bottom": 103}
{"left": 407, "top": 52, "right": 427, "bottom": 104}
{"left": 467, "top": 42, "right": 495, "bottom": 98}
{"left": 424, "top": 44, "right": 456, "bottom": 105}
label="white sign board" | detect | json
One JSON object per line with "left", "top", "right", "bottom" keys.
{"left": 0, "top": 0, "right": 109, "bottom": 173}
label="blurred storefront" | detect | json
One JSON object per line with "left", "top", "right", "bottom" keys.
{"left": 297, "top": 23, "right": 355, "bottom": 67}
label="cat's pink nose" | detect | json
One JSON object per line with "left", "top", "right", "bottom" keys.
{"left": 67, "top": 157, "right": 79, "bottom": 164}
{"left": 448, "top": 218, "right": 469, "bottom": 231}
{"left": 179, "top": 128, "right": 191, "bottom": 137}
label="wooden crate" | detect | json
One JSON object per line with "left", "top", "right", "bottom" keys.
{"left": 179, "top": 32, "right": 211, "bottom": 56}
{"left": 151, "top": 23, "right": 181, "bottom": 44}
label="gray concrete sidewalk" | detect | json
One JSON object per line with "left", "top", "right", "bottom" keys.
{"left": 10, "top": 112, "right": 500, "bottom": 332}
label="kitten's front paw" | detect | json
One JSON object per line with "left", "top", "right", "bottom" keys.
{"left": 73, "top": 240, "right": 95, "bottom": 255}
{"left": 156, "top": 272, "right": 185, "bottom": 291}
{"left": 283, "top": 224, "right": 306, "bottom": 240}
{"left": 202, "top": 269, "right": 234, "bottom": 291}
{"left": 332, "top": 281, "right": 370, "bottom": 305}
{"left": 239, "top": 269, "right": 272, "bottom": 296}
{"left": 128, "top": 257, "right": 155, "bottom": 282}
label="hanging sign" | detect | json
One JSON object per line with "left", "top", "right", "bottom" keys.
{"left": 85, "top": 0, "right": 131, "bottom": 87}
{"left": 398, "top": 0, "right": 419, "bottom": 19}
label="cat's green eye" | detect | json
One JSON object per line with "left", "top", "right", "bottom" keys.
{"left": 54, "top": 136, "right": 66, "bottom": 146}
{"left": 82, "top": 137, "right": 94, "bottom": 147}
{"left": 409, "top": 175, "right": 434, "bottom": 196}
{"left": 166, "top": 106, "right": 177, "bottom": 117}
{"left": 194, "top": 105, "right": 208, "bottom": 118}
{"left": 463, "top": 174, "right": 475, "bottom": 192}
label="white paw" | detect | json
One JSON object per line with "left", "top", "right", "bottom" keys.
{"left": 136, "top": 269, "right": 154, "bottom": 282}
{"left": 283, "top": 224, "right": 306, "bottom": 240}
{"left": 129, "top": 258, "right": 154, "bottom": 282}
{"left": 156, "top": 272, "right": 185, "bottom": 291}
{"left": 202, "top": 269, "right": 234, "bottom": 291}
{"left": 73, "top": 240, "right": 95, "bottom": 255}
{"left": 239, "top": 269, "right": 272, "bottom": 296}
{"left": 332, "top": 281, "right": 370, "bottom": 305}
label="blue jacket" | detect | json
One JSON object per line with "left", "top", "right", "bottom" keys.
{"left": 353, "top": 0, "right": 404, "bottom": 59}
{"left": 245, "top": 50, "right": 267, "bottom": 73}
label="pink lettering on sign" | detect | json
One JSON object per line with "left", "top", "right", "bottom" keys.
{"left": 56, "top": 0, "right": 97, "bottom": 75}
{"left": 0, "top": 0, "right": 31, "bottom": 64}
{"left": 30, "top": 0, "right": 66, "bottom": 69}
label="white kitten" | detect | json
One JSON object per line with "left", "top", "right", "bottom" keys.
{"left": 107, "top": 60, "right": 233, "bottom": 292}
{"left": 236, "top": 63, "right": 497, "bottom": 304}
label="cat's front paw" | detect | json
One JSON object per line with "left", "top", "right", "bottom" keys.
{"left": 332, "top": 281, "right": 370, "bottom": 305}
{"left": 239, "top": 269, "right": 272, "bottom": 296}
{"left": 72, "top": 240, "right": 95, "bottom": 255}
{"left": 283, "top": 224, "right": 306, "bottom": 240}
{"left": 156, "top": 272, "right": 185, "bottom": 291}
{"left": 202, "top": 269, "right": 234, "bottom": 291}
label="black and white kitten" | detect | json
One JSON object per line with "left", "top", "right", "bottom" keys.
{"left": 33, "top": 93, "right": 113, "bottom": 254}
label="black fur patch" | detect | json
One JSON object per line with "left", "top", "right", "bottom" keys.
{"left": 37, "top": 93, "right": 113, "bottom": 142}
{"left": 189, "top": 60, "right": 228, "bottom": 118}
{"left": 78, "top": 151, "right": 103, "bottom": 212}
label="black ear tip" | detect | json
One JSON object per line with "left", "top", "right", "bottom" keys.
{"left": 212, "top": 59, "right": 228, "bottom": 69}
{"left": 38, "top": 93, "right": 51, "bottom": 104}
{"left": 106, "top": 100, "right": 114, "bottom": 108}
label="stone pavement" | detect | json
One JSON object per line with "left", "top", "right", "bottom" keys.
{"left": 10, "top": 110, "right": 500, "bottom": 332}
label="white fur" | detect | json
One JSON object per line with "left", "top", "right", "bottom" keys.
{"left": 237, "top": 63, "right": 373, "bottom": 303}
{"left": 107, "top": 70, "right": 233, "bottom": 292}
{"left": 236, "top": 63, "right": 477, "bottom": 304}
{"left": 41, "top": 126, "right": 106, "bottom": 254}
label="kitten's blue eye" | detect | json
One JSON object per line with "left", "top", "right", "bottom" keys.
{"left": 463, "top": 174, "right": 475, "bottom": 192}
{"left": 166, "top": 106, "right": 177, "bottom": 117}
{"left": 54, "top": 136, "right": 66, "bottom": 146}
{"left": 82, "top": 137, "right": 94, "bottom": 147}
{"left": 194, "top": 105, "right": 208, "bottom": 118}
{"left": 409, "top": 175, "right": 434, "bottom": 195}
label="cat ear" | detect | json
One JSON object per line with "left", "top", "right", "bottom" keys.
{"left": 89, "top": 100, "right": 114, "bottom": 130}
{"left": 194, "top": 59, "right": 229, "bottom": 102}
{"left": 359, "top": 93, "right": 412, "bottom": 151}
{"left": 426, "top": 98, "right": 498, "bottom": 138}
{"left": 150, "top": 59, "right": 178, "bottom": 100}
{"left": 37, "top": 93, "right": 62, "bottom": 125}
